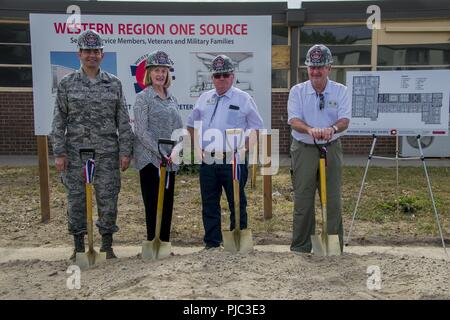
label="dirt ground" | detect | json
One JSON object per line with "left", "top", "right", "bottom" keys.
{"left": 0, "top": 166, "right": 449, "bottom": 300}
{"left": 1, "top": 246, "right": 449, "bottom": 300}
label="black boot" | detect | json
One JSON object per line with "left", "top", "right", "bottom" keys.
{"left": 100, "top": 233, "right": 117, "bottom": 259}
{"left": 69, "top": 234, "right": 85, "bottom": 261}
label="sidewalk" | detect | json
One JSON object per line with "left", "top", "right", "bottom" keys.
{"left": 0, "top": 244, "right": 447, "bottom": 263}
{"left": 2, "top": 154, "right": 450, "bottom": 167}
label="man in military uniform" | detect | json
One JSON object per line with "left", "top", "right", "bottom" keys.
{"left": 51, "top": 30, "right": 133, "bottom": 259}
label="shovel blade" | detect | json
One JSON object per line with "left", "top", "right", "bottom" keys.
{"left": 222, "top": 229, "right": 253, "bottom": 254}
{"left": 311, "top": 234, "right": 342, "bottom": 256}
{"left": 222, "top": 230, "right": 238, "bottom": 253}
{"left": 142, "top": 239, "right": 172, "bottom": 260}
{"left": 238, "top": 229, "right": 253, "bottom": 254}
{"left": 75, "top": 253, "right": 89, "bottom": 270}
{"left": 75, "top": 250, "right": 106, "bottom": 270}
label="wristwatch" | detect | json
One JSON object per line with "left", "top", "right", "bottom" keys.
{"left": 332, "top": 125, "right": 339, "bottom": 134}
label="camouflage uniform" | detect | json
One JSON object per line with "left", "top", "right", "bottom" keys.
{"left": 51, "top": 68, "right": 133, "bottom": 236}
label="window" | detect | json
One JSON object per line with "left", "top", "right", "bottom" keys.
{"left": 272, "top": 25, "right": 290, "bottom": 89}
{"left": 376, "top": 66, "right": 450, "bottom": 71}
{"left": 299, "top": 67, "right": 371, "bottom": 84}
{"left": 0, "top": 23, "right": 30, "bottom": 43}
{"left": 378, "top": 44, "right": 450, "bottom": 68}
{"left": 0, "top": 22, "right": 32, "bottom": 88}
{"left": 0, "top": 66, "right": 32, "bottom": 87}
{"left": 272, "top": 69, "right": 288, "bottom": 89}
{"left": 0, "top": 45, "right": 31, "bottom": 64}
{"left": 300, "top": 25, "right": 371, "bottom": 46}
{"left": 272, "top": 25, "right": 288, "bottom": 45}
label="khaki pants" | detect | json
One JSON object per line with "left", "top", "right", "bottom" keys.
{"left": 290, "top": 139, "right": 344, "bottom": 253}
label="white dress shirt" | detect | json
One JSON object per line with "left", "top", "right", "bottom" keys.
{"left": 287, "top": 79, "right": 351, "bottom": 144}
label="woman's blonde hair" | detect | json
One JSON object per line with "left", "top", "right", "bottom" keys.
{"left": 143, "top": 66, "right": 172, "bottom": 88}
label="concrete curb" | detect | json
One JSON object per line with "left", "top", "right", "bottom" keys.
{"left": 0, "top": 245, "right": 448, "bottom": 263}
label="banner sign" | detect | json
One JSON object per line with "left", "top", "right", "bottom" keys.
{"left": 30, "top": 14, "right": 272, "bottom": 135}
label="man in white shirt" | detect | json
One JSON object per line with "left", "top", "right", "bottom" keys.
{"left": 186, "top": 55, "right": 264, "bottom": 249}
{"left": 287, "top": 44, "right": 351, "bottom": 253}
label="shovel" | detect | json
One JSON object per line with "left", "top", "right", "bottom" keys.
{"left": 311, "top": 141, "right": 342, "bottom": 256}
{"left": 75, "top": 149, "right": 106, "bottom": 270}
{"left": 223, "top": 129, "right": 253, "bottom": 254}
{"left": 142, "top": 139, "right": 176, "bottom": 260}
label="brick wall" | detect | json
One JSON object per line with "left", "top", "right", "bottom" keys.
{"left": 271, "top": 92, "right": 291, "bottom": 155}
{"left": 0, "top": 92, "right": 37, "bottom": 155}
{"left": 0, "top": 91, "right": 395, "bottom": 155}
{"left": 341, "top": 135, "right": 396, "bottom": 155}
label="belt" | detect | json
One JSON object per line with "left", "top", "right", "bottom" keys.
{"left": 203, "top": 151, "right": 232, "bottom": 158}
{"left": 296, "top": 139, "right": 338, "bottom": 147}
{"left": 202, "top": 151, "right": 247, "bottom": 164}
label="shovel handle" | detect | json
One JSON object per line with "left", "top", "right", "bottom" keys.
{"left": 313, "top": 140, "right": 327, "bottom": 159}
{"left": 319, "top": 158, "right": 327, "bottom": 208}
{"left": 86, "top": 183, "right": 94, "bottom": 252}
{"left": 158, "top": 139, "right": 176, "bottom": 166}
{"left": 319, "top": 157, "right": 328, "bottom": 244}
{"left": 79, "top": 148, "right": 96, "bottom": 161}
{"left": 78, "top": 149, "right": 95, "bottom": 252}
{"left": 225, "top": 129, "right": 245, "bottom": 152}
{"left": 155, "top": 165, "right": 167, "bottom": 241}
{"left": 233, "top": 179, "right": 240, "bottom": 232}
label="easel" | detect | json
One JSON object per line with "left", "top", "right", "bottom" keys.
{"left": 346, "top": 134, "right": 448, "bottom": 261}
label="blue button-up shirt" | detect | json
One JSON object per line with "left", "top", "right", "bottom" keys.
{"left": 186, "top": 86, "right": 264, "bottom": 152}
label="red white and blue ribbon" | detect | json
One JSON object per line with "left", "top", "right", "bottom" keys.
{"left": 232, "top": 151, "right": 241, "bottom": 181}
{"left": 83, "top": 159, "right": 95, "bottom": 183}
{"left": 159, "top": 158, "right": 172, "bottom": 190}
{"left": 165, "top": 170, "right": 170, "bottom": 189}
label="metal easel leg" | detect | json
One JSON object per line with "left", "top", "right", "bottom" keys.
{"left": 346, "top": 135, "right": 377, "bottom": 246}
{"left": 395, "top": 135, "right": 400, "bottom": 215}
{"left": 416, "top": 135, "right": 449, "bottom": 261}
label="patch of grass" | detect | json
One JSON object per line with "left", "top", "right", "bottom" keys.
{"left": 342, "top": 166, "right": 449, "bottom": 238}
{"left": 417, "top": 221, "right": 438, "bottom": 235}
{"left": 0, "top": 165, "right": 449, "bottom": 246}
{"left": 177, "top": 151, "right": 200, "bottom": 175}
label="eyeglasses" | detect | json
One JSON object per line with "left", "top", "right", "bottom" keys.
{"left": 213, "top": 73, "right": 231, "bottom": 79}
{"left": 318, "top": 93, "right": 325, "bottom": 110}
{"left": 80, "top": 49, "right": 102, "bottom": 56}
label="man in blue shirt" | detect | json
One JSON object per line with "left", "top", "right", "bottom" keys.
{"left": 187, "top": 55, "right": 264, "bottom": 249}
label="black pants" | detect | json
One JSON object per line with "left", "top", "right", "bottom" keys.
{"left": 199, "top": 162, "right": 248, "bottom": 247}
{"left": 139, "top": 163, "right": 175, "bottom": 241}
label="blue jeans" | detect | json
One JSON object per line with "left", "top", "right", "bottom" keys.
{"left": 199, "top": 162, "right": 248, "bottom": 247}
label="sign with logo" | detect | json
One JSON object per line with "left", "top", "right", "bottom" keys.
{"left": 30, "top": 14, "right": 272, "bottom": 135}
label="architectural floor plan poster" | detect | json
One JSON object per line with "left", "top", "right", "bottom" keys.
{"left": 346, "top": 70, "right": 450, "bottom": 136}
